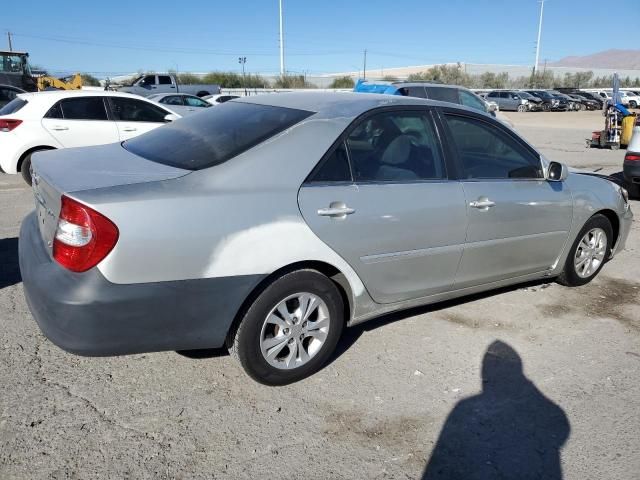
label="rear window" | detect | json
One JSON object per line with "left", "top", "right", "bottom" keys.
{"left": 123, "top": 101, "right": 313, "bottom": 170}
{"left": 0, "top": 98, "right": 27, "bottom": 115}
{"left": 425, "top": 86, "right": 460, "bottom": 104}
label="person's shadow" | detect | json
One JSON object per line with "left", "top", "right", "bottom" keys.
{"left": 422, "top": 341, "right": 570, "bottom": 480}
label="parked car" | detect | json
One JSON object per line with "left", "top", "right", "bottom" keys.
{"left": 623, "top": 116, "right": 640, "bottom": 198}
{"left": 204, "top": 94, "right": 241, "bottom": 105}
{"left": 548, "top": 90, "right": 577, "bottom": 111}
{"left": 0, "top": 84, "right": 25, "bottom": 108}
{"left": 517, "top": 91, "right": 544, "bottom": 111}
{"left": 567, "top": 94, "right": 598, "bottom": 111}
{"left": 575, "top": 91, "right": 604, "bottom": 109}
{"left": 486, "top": 90, "right": 530, "bottom": 112}
{"left": 355, "top": 80, "right": 496, "bottom": 116}
{"left": 114, "top": 74, "right": 220, "bottom": 98}
{"left": 619, "top": 91, "right": 640, "bottom": 108}
{"left": 0, "top": 90, "right": 180, "bottom": 184}
{"left": 593, "top": 90, "right": 630, "bottom": 107}
{"left": 19, "top": 92, "right": 632, "bottom": 385}
{"left": 147, "top": 93, "right": 212, "bottom": 116}
{"left": 524, "top": 90, "right": 567, "bottom": 111}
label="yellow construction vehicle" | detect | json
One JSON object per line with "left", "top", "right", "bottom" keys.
{"left": 36, "top": 73, "right": 83, "bottom": 91}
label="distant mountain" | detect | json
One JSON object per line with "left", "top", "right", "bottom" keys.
{"left": 550, "top": 50, "right": 640, "bottom": 70}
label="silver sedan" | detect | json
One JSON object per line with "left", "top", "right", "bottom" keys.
{"left": 146, "top": 92, "right": 212, "bottom": 116}
{"left": 20, "top": 92, "right": 633, "bottom": 385}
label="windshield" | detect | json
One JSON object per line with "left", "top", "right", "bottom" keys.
{"left": 0, "top": 54, "right": 29, "bottom": 74}
{"left": 124, "top": 101, "right": 313, "bottom": 170}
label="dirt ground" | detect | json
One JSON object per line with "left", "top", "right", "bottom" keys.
{"left": 0, "top": 110, "right": 638, "bottom": 479}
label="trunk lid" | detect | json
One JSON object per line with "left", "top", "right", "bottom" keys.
{"left": 31, "top": 142, "right": 189, "bottom": 257}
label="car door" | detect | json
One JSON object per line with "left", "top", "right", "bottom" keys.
{"left": 440, "top": 110, "right": 573, "bottom": 289}
{"left": 108, "top": 97, "right": 172, "bottom": 141}
{"left": 41, "top": 96, "right": 119, "bottom": 147}
{"left": 298, "top": 108, "right": 468, "bottom": 304}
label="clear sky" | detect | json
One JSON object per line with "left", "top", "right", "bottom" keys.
{"left": 3, "top": 0, "right": 638, "bottom": 77}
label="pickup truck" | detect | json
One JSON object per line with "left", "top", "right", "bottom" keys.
{"left": 114, "top": 74, "right": 220, "bottom": 98}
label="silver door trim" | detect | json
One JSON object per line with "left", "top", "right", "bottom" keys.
{"left": 360, "top": 244, "right": 463, "bottom": 264}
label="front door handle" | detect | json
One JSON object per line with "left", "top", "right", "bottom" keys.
{"left": 317, "top": 205, "right": 355, "bottom": 218}
{"left": 122, "top": 127, "right": 137, "bottom": 132}
{"left": 469, "top": 199, "right": 496, "bottom": 209}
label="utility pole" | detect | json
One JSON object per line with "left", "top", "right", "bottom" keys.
{"left": 238, "top": 56, "right": 247, "bottom": 94}
{"left": 7, "top": 31, "right": 13, "bottom": 51}
{"left": 279, "top": 0, "right": 285, "bottom": 78}
{"left": 533, "top": 0, "right": 545, "bottom": 76}
{"left": 363, "top": 49, "right": 367, "bottom": 80}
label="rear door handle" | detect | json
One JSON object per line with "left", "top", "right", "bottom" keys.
{"left": 317, "top": 206, "right": 355, "bottom": 218}
{"left": 51, "top": 125, "right": 69, "bottom": 131}
{"left": 469, "top": 199, "right": 496, "bottom": 209}
{"left": 122, "top": 127, "right": 137, "bottom": 132}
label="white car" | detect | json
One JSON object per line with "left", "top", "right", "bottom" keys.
{"left": 620, "top": 91, "right": 640, "bottom": 109}
{"left": 593, "top": 90, "right": 630, "bottom": 107}
{"left": 203, "top": 93, "right": 241, "bottom": 106}
{"left": 0, "top": 90, "right": 180, "bottom": 184}
{"left": 147, "top": 93, "right": 212, "bottom": 116}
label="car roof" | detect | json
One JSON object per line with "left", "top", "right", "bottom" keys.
{"left": 16, "top": 90, "right": 152, "bottom": 101}
{"left": 235, "top": 91, "right": 484, "bottom": 119}
{"left": 149, "top": 92, "right": 199, "bottom": 98}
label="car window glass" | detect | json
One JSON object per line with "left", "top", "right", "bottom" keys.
{"left": 459, "top": 90, "right": 486, "bottom": 112}
{"left": 309, "top": 142, "right": 351, "bottom": 183}
{"left": 0, "top": 88, "right": 18, "bottom": 103}
{"left": 59, "top": 97, "right": 108, "bottom": 120}
{"left": 487, "top": 92, "right": 498, "bottom": 98}
{"left": 111, "top": 97, "right": 168, "bottom": 123}
{"left": 445, "top": 114, "right": 542, "bottom": 179}
{"left": 44, "top": 102, "right": 63, "bottom": 119}
{"left": 346, "top": 111, "right": 445, "bottom": 182}
{"left": 124, "top": 102, "right": 313, "bottom": 170}
{"left": 425, "top": 86, "right": 459, "bottom": 104}
{"left": 162, "top": 96, "right": 184, "bottom": 106}
{"left": 398, "top": 87, "right": 427, "bottom": 98}
{"left": 184, "top": 96, "right": 210, "bottom": 107}
{"left": 0, "top": 97, "right": 28, "bottom": 115}
{"left": 158, "top": 76, "right": 172, "bottom": 85}
{"left": 141, "top": 75, "right": 155, "bottom": 86}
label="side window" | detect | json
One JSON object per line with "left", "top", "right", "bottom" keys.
{"left": 308, "top": 142, "right": 352, "bottom": 183}
{"left": 459, "top": 90, "right": 487, "bottom": 112}
{"left": 398, "top": 87, "right": 427, "bottom": 98}
{"left": 44, "top": 102, "right": 63, "bottom": 119}
{"left": 487, "top": 92, "right": 498, "bottom": 98}
{"left": 110, "top": 97, "right": 168, "bottom": 123}
{"left": 59, "top": 97, "right": 108, "bottom": 120}
{"left": 425, "top": 87, "right": 460, "bottom": 104}
{"left": 184, "top": 96, "right": 210, "bottom": 107}
{"left": 498, "top": 92, "right": 508, "bottom": 98}
{"left": 346, "top": 110, "right": 446, "bottom": 182}
{"left": 158, "top": 76, "right": 172, "bottom": 85}
{"left": 0, "top": 88, "right": 17, "bottom": 104}
{"left": 141, "top": 75, "right": 156, "bottom": 86}
{"left": 161, "top": 96, "right": 184, "bottom": 106}
{"left": 444, "top": 114, "right": 542, "bottom": 180}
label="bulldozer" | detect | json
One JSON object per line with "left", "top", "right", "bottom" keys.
{"left": 1, "top": 50, "right": 83, "bottom": 91}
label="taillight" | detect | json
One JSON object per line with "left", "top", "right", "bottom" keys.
{"left": 53, "top": 195, "right": 119, "bottom": 272}
{"left": 0, "top": 119, "right": 22, "bottom": 132}
{"left": 625, "top": 153, "right": 640, "bottom": 162}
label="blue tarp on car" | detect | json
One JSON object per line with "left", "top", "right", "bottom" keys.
{"left": 353, "top": 79, "right": 400, "bottom": 95}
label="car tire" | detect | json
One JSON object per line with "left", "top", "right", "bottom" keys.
{"left": 517, "top": 104, "right": 527, "bottom": 112}
{"left": 20, "top": 153, "right": 34, "bottom": 186}
{"left": 630, "top": 101, "right": 637, "bottom": 109}
{"left": 228, "top": 269, "right": 345, "bottom": 385}
{"left": 543, "top": 104, "right": 551, "bottom": 112}
{"left": 557, "top": 214, "right": 613, "bottom": 287}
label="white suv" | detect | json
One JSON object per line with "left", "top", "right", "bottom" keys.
{"left": 0, "top": 90, "right": 180, "bottom": 184}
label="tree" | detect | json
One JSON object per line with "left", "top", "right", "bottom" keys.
{"left": 382, "top": 75, "right": 399, "bottom": 82}
{"left": 80, "top": 73, "right": 101, "bottom": 87}
{"left": 328, "top": 76, "right": 355, "bottom": 88}
{"left": 407, "top": 64, "right": 472, "bottom": 87}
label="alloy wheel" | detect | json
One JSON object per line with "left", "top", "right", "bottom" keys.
{"left": 574, "top": 228, "right": 607, "bottom": 278}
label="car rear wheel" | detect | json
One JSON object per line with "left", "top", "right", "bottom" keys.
{"left": 558, "top": 214, "right": 612, "bottom": 287}
{"left": 20, "top": 153, "right": 35, "bottom": 185}
{"left": 517, "top": 104, "right": 527, "bottom": 112}
{"left": 630, "top": 101, "right": 637, "bottom": 109}
{"left": 228, "top": 269, "right": 344, "bottom": 385}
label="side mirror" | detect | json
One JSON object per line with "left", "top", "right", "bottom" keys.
{"left": 547, "top": 161, "right": 568, "bottom": 182}
{"left": 164, "top": 113, "right": 179, "bottom": 122}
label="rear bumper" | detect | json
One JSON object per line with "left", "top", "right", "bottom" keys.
{"left": 623, "top": 161, "right": 640, "bottom": 186}
{"left": 19, "top": 212, "right": 265, "bottom": 356}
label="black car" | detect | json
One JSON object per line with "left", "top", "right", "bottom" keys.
{"left": 525, "top": 90, "right": 567, "bottom": 111}
{"left": 623, "top": 117, "right": 640, "bottom": 198}
{"left": 0, "top": 84, "right": 25, "bottom": 108}
{"left": 576, "top": 91, "right": 604, "bottom": 109}
{"left": 568, "top": 94, "right": 599, "bottom": 111}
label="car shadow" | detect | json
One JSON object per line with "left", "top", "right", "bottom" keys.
{"left": 176, "top": 278, "right": 552, "bottom": 362}
{"left": 326, "top": 278, "right": 550, "bottom": 368}
{"left": 0, "top": 237, "right": 21, "bottom": 289}
{"left": 421, "top": 340, "right": 570, "bottom": 479}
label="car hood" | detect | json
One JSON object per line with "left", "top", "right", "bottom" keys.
{"left": 31, "top": 142, "right": 190, "bottom": 193}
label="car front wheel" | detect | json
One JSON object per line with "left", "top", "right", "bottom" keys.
{"left": 228, "top": 269, "right": 344, "bottom": 385}
{"left": 558, "top": 214, "right": 613, "bottom": 287}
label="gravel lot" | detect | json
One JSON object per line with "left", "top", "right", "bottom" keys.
{"left": 0, "top": 110, "right": 638, "bottom": 479}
